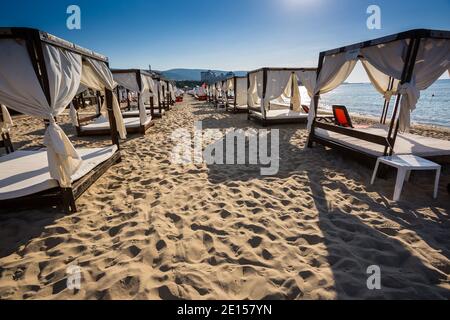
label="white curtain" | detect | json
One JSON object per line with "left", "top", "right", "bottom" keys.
{"left": 81, "top": 59, "right": 127, "bottom": 139}
{"left": 169, "top": 83, "right": 176, "bottom": 101}
{"left": 153, "top": 80, "right": 160, "bottom": 106}
{"left": 236, "top": 77, "right": 247, "bottom": 106}
{"left": 361, "top": 39, "right": 449, "bottom": 131}
{"left": 248, "top": 71, "right": 263, "bottom": 109}
{"left": 227, "top": 79, "right": 234, "bottom": 90}
{"left": 113, "top": 72, "right": 149, "bottom": 125}
{"left": 296, "top": 70, "right": 317, "bottom": 99}
{"left": 0, "top": 40, "right": 83, "bottom": 187}
{"left": 0, "top": 104, "right": 13, "bottom": 132}
{"left": 399, "top": 38, "right": 450, "bottom": 131}
{"left": 263, "top": 71, "right": 292, "bottom": 110}
{"left": 307, "top": 51, "right": 358, "bottom": 130}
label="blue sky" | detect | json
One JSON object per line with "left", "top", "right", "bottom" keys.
{"left": 1, "top": 0, "right": 449, "bottom": 82}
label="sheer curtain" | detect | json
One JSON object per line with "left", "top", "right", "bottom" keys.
{"left": 236, "top": 77, "right": 247, "bottom": 106}
{"left": 80, "top": 59, "right": 127, "bottom": 139}
{"left": 0, "top": 104, "right": 13, "bottom": 132}
{"left": 262, "top": 70, "right": 292, "bottom": 112}
{"left": 307, "top": 51, "right": 358, "bottom": 131}
{"left": 361, "top": 39, "right": 450, "bottom": 131}
{"left": 0, "top": 40, "right": 83, "bottom": 187}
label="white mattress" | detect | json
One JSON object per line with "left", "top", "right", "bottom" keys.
{"left": 122, "top": 110, "right": 151, "bottom": 117}
{"left": 152, "top": 109, "right": 165, "bottom": 115}
{"left": 315, "top": 125, "right": 450, "bottom": 157}
{"left": 250, "top": 109, "right": 308, "bottom": 120}
{"left": 81, "top": 116, "right": 152, "bottom": 132}
{"left": 234, "top": 105, "right": 248, "bottom": 110}
{"left": 0, "top": 145, "right": 118, "bottom": 200}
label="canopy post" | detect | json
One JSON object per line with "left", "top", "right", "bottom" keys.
{"left": 150, "top": 96, "right": 154, "bottom": 118}
{"left": 157, "top": 81, "right": 162, "bottom": 114}
{"left": 136, "top": 70, "right": 144, "bottom": 126}
{"left": 307, "top": 52, "right": 325, "bottom": 148}
{"left": 234, "top": 77, "right": 237, "bottom": 112}
{"left": 290, "top": 72, "right": 295, "bottom": 110}
{"left": 115, "top": 86, "right": 121, "bottom": 110}
{"left": 262, "top": 68, "right": 268, "bottom": 120}
{"left": 105, "top": 89, "right": 120, "bottom": 148}
{"left": 389, "top": 37, "right": 421, "bottom": 156}
{"left": 247, "top": 75, "right": 250, "bottom": 119}
{"left": 95, "top": 91, "right": 101, "bottom": 116}
{"left": 380, "top": 77, "right": 394, "bottom": 124}
{"left": 386, "top": 37, "right": 421, "bottom": 156}
{"left": 126, "top": 89, "right": 131, "bottom": 109}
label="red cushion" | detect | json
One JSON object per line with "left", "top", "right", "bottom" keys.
{"left": 334, "top": 108, "right": 351, "bottom": 127}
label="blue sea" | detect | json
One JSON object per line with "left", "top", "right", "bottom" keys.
{"left": 300, "top": 79, "right": 450, "bottom": 128}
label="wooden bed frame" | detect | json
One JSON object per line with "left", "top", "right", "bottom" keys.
{"left": 0, "top": 27, "right": 122, "bottom": 213}
{"left": 73, "top": 72, "right": 155, "bottom": 137}
{"left": 246, "top": 67, "right": 317, "bottom": 126}
{"left": 307, "top": 29, "right": 450, "bottom": 165}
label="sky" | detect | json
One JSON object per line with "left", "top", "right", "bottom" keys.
{"left": 1, "top": 0, "right": 449, "bottom": 82}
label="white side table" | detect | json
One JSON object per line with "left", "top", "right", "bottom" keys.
{"left": 371, "top": 155, "right": 441, "bottom": 201}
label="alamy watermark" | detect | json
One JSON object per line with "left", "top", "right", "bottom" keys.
{"left": 66, "top": 264, "right": 82, "bottom": 291}
{"left": 366, "top": 5, "right": 381, "bottom": 30}
{"left": 366, "top": 265, "right": 381, "bottom": 290}
{"left": 66, "top": 5, "right": 81, "bottom": 30}
{"left": 171, "top": 121, "right": 279, "bottom": 176}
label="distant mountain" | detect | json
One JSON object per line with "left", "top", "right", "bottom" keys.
{"left": 161, "top": 68, "right": 247, "bottom": 81}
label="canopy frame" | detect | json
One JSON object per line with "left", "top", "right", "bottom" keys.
{"left": 307, "top": 28, "right": 450, "bottom": 165}
{"left": 247, "top": 67, "right": 317, "bottom": 126}
{"left": 0, "top": 27, "right": 121, "bottom": 213}
{"left": 112, "top": 68, "right": 157, "bottom": 126}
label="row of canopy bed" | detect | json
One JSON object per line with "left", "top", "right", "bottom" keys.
{"left": 206, "top": 28, "right": 450, "bottom": 166}
{"left": 207, "top": 68, "right": 319, "bottom": 125}
{"left": 0, "top": 27, "right": 180, "bottom": 213}
{"left": 71, "top": 68, "right": 178, "bottom": 137}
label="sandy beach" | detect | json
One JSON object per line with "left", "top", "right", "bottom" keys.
{"left": 0, "top": 95, "right": 449, "bottom": 300}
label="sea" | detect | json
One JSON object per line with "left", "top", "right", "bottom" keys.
{"left": 299, "top": 79, "right": 450, "bottom": 128}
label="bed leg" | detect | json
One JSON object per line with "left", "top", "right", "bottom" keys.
{"left": 61, "top": 188, "right": 77, "bottom": 214}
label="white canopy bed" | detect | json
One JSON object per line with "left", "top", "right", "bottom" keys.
{"left": 0, "top": 27, "right": 122, "bottom": 213}
{"left": 247, "top": 67, "right": 318, "bottom": 126}
{"left": 112, "top": 69, "right": 157, "bottom": 127}
{"left": 307, "top": 29, "right": 450, "bottom": 164}
{"left": 225, "top": 76, "right": 248, "bottom": 113}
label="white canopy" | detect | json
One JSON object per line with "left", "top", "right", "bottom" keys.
{"left": 77, "top": 59, "right": 127, "bottom": 139}
{"left": 307, "top": 37, "right": 450, "bottom": 132}
{"left": 0, "top": 39, "right": 80, "bottom": 187}
{"left": 113, "top": 71, "right": 155, "bottom": 125}
{"left": 0, "top": 36, "right": 125, "bottom": 189}
{"left": 248, "top": 69, "right": 316, "bottom": 115}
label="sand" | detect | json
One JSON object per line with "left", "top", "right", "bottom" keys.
{"left": 0, "top": 96, "right": 449, "bottom": 300}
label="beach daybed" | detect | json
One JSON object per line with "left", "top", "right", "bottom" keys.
{"left": 307, "top": 29, "right": 450, "bottom": 164}
{"left": 225, "top": 76, "right": 248, "bottom": 113}
{"left": 0, "top": 27, "right": 122, "bottom": 213}
{"left": 71, "top": 68, "right": 155, "bottom": 136}
{"left": 247, "top": 67, "right": 318, "bottom": 126}
{"left": 113, "top": 69, "right": 159, "bottom": 122}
